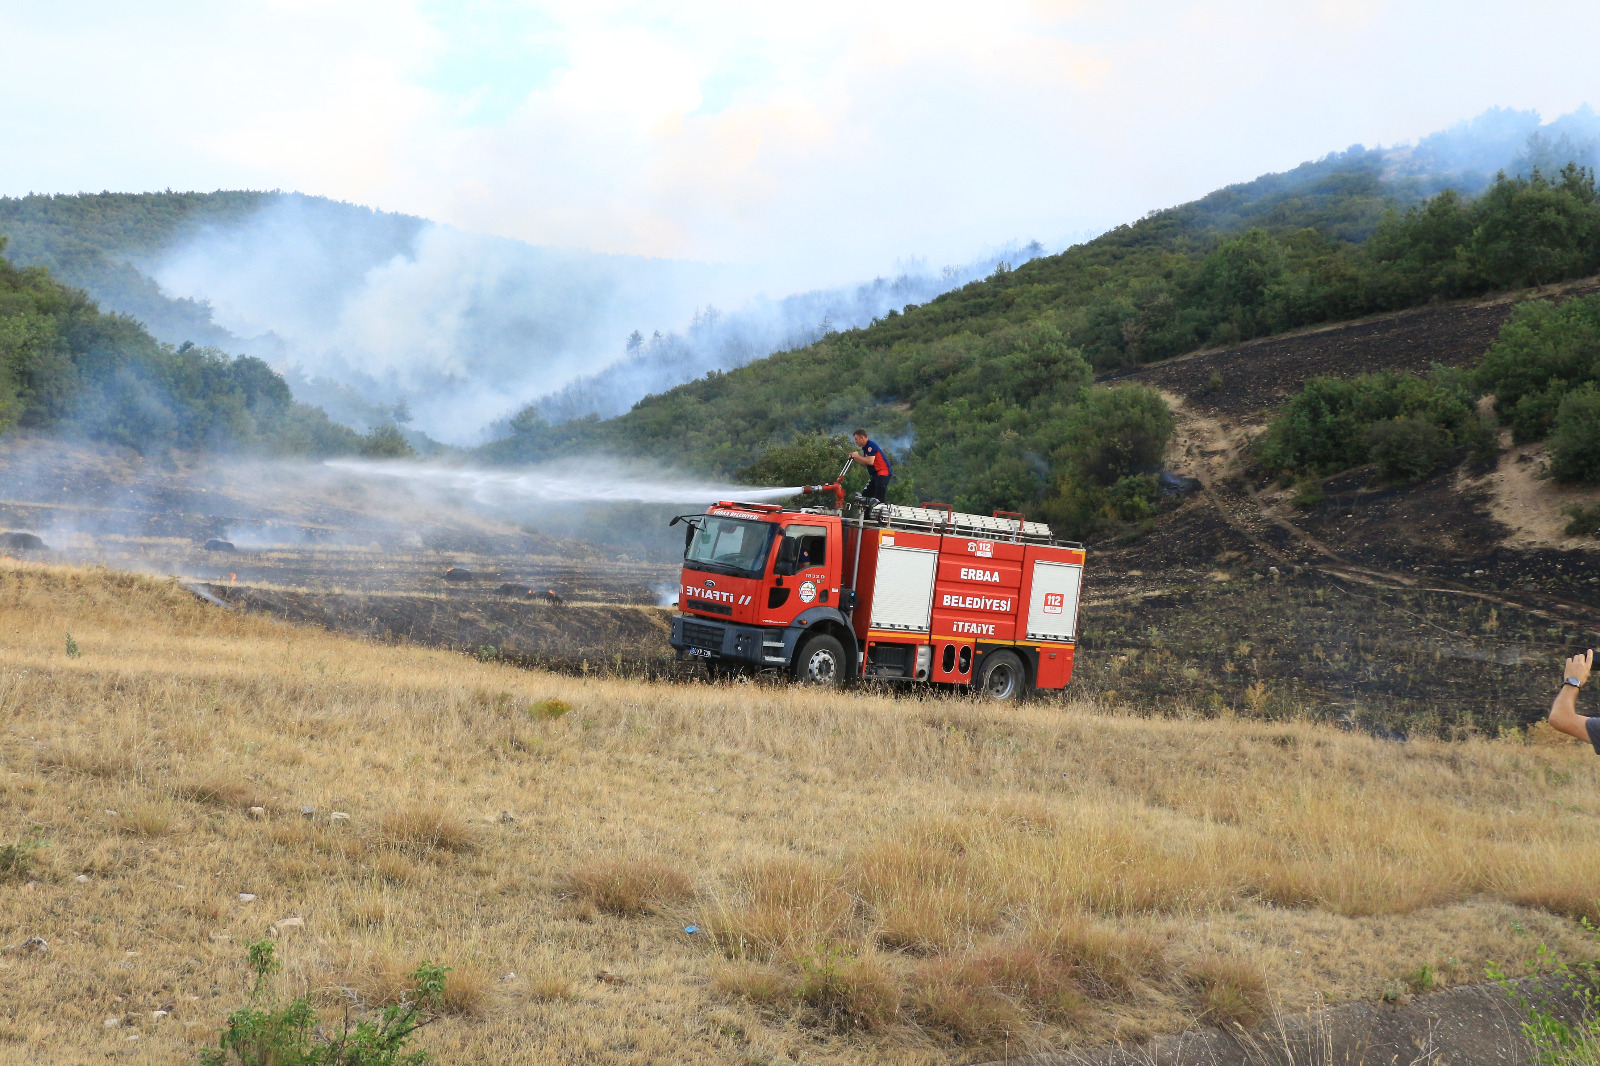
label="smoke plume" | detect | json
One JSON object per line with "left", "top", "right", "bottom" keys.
{"left": 144, "top": 195, "right": 1050, "bottom": 445}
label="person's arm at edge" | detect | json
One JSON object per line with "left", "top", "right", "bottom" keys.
{"left": 1549, "top": 649, "right": 1594, "bottom": 741}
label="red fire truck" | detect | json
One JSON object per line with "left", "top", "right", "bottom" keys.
{"left": 668, "top": 495, "right": 1085, "bottom": 699}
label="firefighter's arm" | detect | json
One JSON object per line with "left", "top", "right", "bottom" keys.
{"left": 1549, "top": 649, "right": 1595, "bottom": 741}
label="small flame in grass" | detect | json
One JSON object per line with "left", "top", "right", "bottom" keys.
{"left": 230, "top": 573, "right": 237, "bottom": 584}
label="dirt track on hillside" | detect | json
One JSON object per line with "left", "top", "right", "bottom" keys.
{"left": 1079, "top": 279, "right": 1600, "bottom": 735}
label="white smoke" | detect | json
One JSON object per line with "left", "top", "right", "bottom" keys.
{"left": 142, "top": 194, "right": 1053, "bottom": 446}
{"left": 525, "top": 242, "right": 1049, "bottom": 425}
{"left": 1395, "top": 105, "right": 1600, "bottom": 186}
{"left": 325, "top": 458, "right": 804, "bottom": 506}
{"left": 149, "top": 195, "right": 741, "bottom": 442}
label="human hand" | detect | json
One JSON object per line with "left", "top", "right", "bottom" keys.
{"left": 1564, "top": 649, "right": 1594, "bottom": 686}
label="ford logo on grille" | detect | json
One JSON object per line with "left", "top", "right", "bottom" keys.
{"left": 704, "top": 579, "right": 716, "bottom": 588}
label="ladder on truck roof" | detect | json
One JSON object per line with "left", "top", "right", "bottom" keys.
{"left": 861, "top": 502, "right": 1076, "bottom": 547}
{"left": 738, "top": 499, "right": 1081, "bottom": 547}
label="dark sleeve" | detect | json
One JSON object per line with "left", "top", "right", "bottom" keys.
{"left": 1585, "top": 715, "right": 1600, "bottom": 754}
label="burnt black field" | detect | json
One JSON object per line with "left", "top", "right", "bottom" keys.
{"left": 7, "top": 282, "right": 1600, "bottom": 733}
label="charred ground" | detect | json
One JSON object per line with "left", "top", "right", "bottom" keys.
{"left": 1084, "top": 277, "right": 1600, "bottom": 736}
{"left": 206, "top": 582, "right": 673, "bottom": 676}
{"left": 8, "top": 278, "right": 1600, "bottom": 736}
{"left": 0, "top": 439, "right": 681, "bottom": 675}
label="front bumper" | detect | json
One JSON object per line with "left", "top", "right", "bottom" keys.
{"left": 671, "top": 615, "right": 793, "bottom": 667}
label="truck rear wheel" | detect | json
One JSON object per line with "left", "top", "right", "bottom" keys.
{"left": 974, "top": 650, "right": 1026, "bottom": 701}
{"left": 794, "top": 634, "right": 847, "bottom": 686}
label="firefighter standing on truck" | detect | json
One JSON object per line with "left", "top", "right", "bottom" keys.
{"left": 850, "top": 429, "right": 892, "bottom": 502}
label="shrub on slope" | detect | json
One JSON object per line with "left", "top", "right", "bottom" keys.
{"left": 1256, "top": 369, "right": 1493, "bottom": 482}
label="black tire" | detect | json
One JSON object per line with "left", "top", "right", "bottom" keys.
{"left": 794, "top": 634, "right": 848, "bottom": 686}
{"left": 973, "top": 650, "right": 1027, "bottom": 701}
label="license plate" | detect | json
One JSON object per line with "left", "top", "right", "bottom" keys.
{"left": 687, "top": 647, "right": 713, "bottom": 658}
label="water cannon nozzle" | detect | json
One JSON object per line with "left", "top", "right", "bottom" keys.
{"left": 801, "top": 482, "right": 846, "bottom": 507}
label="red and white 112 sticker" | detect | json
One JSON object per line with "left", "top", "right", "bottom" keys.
{"left": 1042, "top": 592, "right": 1065, "bottom": 615}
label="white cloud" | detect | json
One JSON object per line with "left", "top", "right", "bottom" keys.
{"left": 4, "top": 0, "right": 1600, "bottom": 289}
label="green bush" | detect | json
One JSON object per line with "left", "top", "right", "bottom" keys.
{"left": 1361, "top": 189, "right": 1477, "bottom": 307}
{"left": 1257, "top": 368, "right": 1486, "bottom": 481}
{"left": 1290, "top": 478, "right": 1325, "bottom": 510}
{"left": 1104, "top": 474, "right": 1161, "bottom": 520}
{"left": 1039, "top": 385, "right": 1174, "bottom": 539}
{"left": 1365, "top": 416, "right": 1450, "bottom": 482}
{"left": 359, "top": 424, "right": 416, "bottom": 459}
{"left": 1488, "top": 920, "right": 1600, "bottom": 1066}
{"left": 0, "top": 833, "right": 46, "bottom": 883}
{"left": 1549, "top": 387, "right": 1600, "bottom": 483}
{"left": 199, "top": 940, "right": 449, "bottom": 1066}
{"left": 1195, "top": 229, "right": 1287, "bottom": 339}
{"left": 1467, "top": 164, "right": 1600, "bottom": 290}
{"left": 1477, "top": 293, "right": 1600, "bottom": 445}
{"left": 740, "top": 433, "right": 862, "bottom": 496}
{"left": 1507, "top": 387, "right": 1567, "bottom": 445}
{"left": 1563, "top": 503, "right": 1600, "bottom": 538}
{"left": 1051, "top": 384, "right": 1174, "bottom": 487}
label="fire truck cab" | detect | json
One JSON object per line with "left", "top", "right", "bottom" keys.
{"left": 668, "top": 499, "right": 1085, "bottom": 699}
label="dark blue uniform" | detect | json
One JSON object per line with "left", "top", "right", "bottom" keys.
{"left": 860, "top": 439, "right": 892, "bottom": 501}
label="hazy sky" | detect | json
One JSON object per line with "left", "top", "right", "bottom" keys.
{"left": 4, "top": 1, "right": 1598, "bottom": 290}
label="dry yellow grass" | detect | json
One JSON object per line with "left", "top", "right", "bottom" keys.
{"left": 564, "top": 857, "right": 696, "bottom": 917}
{"left": 2, "top": 561, "right": 1600, "bottom": 1063}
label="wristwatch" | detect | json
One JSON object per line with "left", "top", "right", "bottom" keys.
{"left": 1565, "top": 677, "right": 1585, "bottom": 688}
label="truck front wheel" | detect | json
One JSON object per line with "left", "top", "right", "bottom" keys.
{"left": 794, "top": 634, "right": 848, "bottom": 686}
{"left": 974, "top": 650, "right": 1027, "bottom": 701}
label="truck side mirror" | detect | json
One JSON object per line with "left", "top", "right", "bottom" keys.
{"left": 670, "top": 515, "right": 698, "bottom": 557}
{"left": 775, "top": 537, "right": 800, "bottom": 575}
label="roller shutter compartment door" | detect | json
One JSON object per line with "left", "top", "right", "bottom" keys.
{"left": 869, "top": 546, "right": 938, "bottom": 633}
{"left": 1025, "top": 560, "right": 1083, "bottom": 642}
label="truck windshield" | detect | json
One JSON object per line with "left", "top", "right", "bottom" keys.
{"left": 684, "top": 518, "right": 776, "bottom": 578}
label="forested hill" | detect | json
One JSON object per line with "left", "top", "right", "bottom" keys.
{"left": 0, "top": 239, "right": 408, "bottom": 457}
{"left": 483, "top": 113, "right": 1600, "bottom": 538}
{"left": 0, "top": 191, "right": 423, "bottom": 351}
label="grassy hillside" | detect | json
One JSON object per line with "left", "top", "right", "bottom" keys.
{"left": 487, "top": 140, "right": 1600, "bottom": 538}
{"left": 3, "top": 562, "right": 1600, "bottom": 1063}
